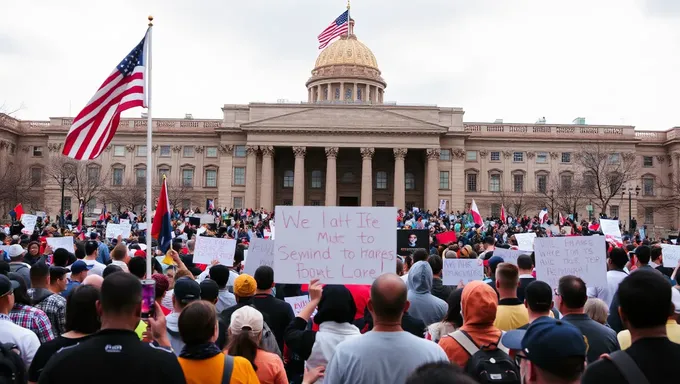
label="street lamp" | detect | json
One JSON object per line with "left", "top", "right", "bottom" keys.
{"left": 60, "top": 175, "right": 74, "bottom": 228}
{"left": 550, "top": 189, "right": 555, "bottom": 222}
{"left": 621, "top": 185, "right": 641, "bottom": 232}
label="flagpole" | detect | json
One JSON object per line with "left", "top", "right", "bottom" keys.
{"left": 347, "top": 0, "right": 351, "bottom": 33}
{"left": 145, "top": 15, "right": 154, "bottom": 279}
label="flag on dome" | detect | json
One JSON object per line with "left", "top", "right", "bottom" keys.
{"left": 318, "top": 10, "right": 349, "bottom": 49}
{"left": 62, "top": 30, "right": 149, "bottom": 161}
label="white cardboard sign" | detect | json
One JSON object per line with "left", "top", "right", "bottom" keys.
{"left": 515, "top": 232, "right": 537, "bottom": 251}
{"left": 443, "top": 258, "right": 484, "bottom": 285}
{"left": 194, "top": 236, "right": 236, "bottom": 265}
{"left": 243, "top": 239, "right": 275, "bottom": 276}
{"left": 284, "top": 295, "right": 317, "bottom": 317}
{"left": 46, "top": 236, "right": 74, "bottom": 252}
{"left": 661, "top": 244, "right": 680, "bottom": 268}
{"left": 600, "top": 219, "right": 622, "bottom": 244}
{"left": 534, "top": 236, "right": 607, "bottom": 290}
{"left": 274, "top": 206, "right": 397, "bottom": 284}
{"left": 105, "top": 223, "right": 132, "bottom": 239}
{"left": 21, "top": 214, "right": 37, "bottom": 234}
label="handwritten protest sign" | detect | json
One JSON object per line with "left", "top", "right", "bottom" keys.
{"left": 120, "top": 219, "right": 130, "bottom": 225}
{"left": 515, "top": 232, "right": 536, "bottom": 251}
{"left": 534, "top": 236, "right": 606, "bottom": 290}
{"left": 661, "top": 244, "right": 680, "bottom": 268}
{"left": 21, "top": 214, "right": 37, "bottom": 234}
{"left": 493, "top": 248, "right": 530, "bottom": 266}
{"left": 600, "top": 219, "right": 622, "bottom": 245}
{"left": 284, "top": 295, "right": 317, "bottom": 317}
{"left": 243, "top": 239, "right": 275, "bottom": 276}
{"left": 274, "top": 206, "right": 396, "bottom": 284}
{"left": 194, "top": 236, "right": 236, "bottom": 265}
{"left": 443, "top": 258, "right": 484, "bottom": 285}
{"left": 105, "top": 223, "right": 132, "bottom": 239}
{"left": 137, "top": 223, "right": 147, "bottom": 231}
{"left": 46, "top": 236, "right": 74, "bottom": 252}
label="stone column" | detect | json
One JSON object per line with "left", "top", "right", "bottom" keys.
{"left": 393, "top": 148, "right": 407, "bottom": 209}
{"left": 325, "top": 147, "right": 339, "bottom": 206}
{"left": 451, "top": 148, "right": 466, "bottom": 212}
{"left": 217, "top": 144, "right": 234, "bottom": 207}
{"left": 425, "top": 148, "right": 440, "bottom": 212}
{"left": 366, "top": 85, "right": 371, "bottom": 104}
{"left": 340, "top": 83, "right": 344, "bottom": 101}
{"left": 673, "top": 153, "right": 680, "bottom": 228}
{"left": 353, "top": 83, "right": 358, "bottom": 101}
{"left": 293, "top": 146, "right": 306, "bottom": 206}
{"left": 360, "top": 147, "right": 374, "bottom": 207}
{"left": 260, "top": 146, "right": 274, "bottom": 211}
{"left": 316, "top": 85, "right": 321, "bottom": 102}
{"left": 245, "top": 145, "right": 258, "bottom": 209}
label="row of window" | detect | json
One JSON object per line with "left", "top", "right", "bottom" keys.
{"left": 111, "top": 145, "right": 249, "bottom": 158}
{"left": 466, "top": 151, "right": 573, "bottom": 164}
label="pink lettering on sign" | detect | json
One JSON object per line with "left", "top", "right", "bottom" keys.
{"left": 274, "top": 206, "right": 397, "bottom": 284}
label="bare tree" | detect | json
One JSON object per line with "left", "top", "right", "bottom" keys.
{"left": 536, "top": 174, "right": 587, "bottom": 220}
{"left": 47, "top": 157, "right": 110, "bottom": 206}
{"left": 0, "top": 163, "right": 42, "bottom": 217}
{"left": 165, "top": 179, "right": 191, "bottom": 211}
{"left": 104, "top": 179, "right": 146, "bottom": 212}
{"left": 496, "top": 189, "right": 534, "bottom": 218}
{"left": 577, "top": 144, "right": 639, "bottom": 215}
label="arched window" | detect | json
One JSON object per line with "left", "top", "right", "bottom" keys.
{"left": 345, "top": 86, "right": 353, "bottom": 100}
{"left": 334, "top": 87, "right": 340, "bottom": 100}
{"left": 405, "top": 172, "right": 415, "bottom": 190}
{"left": 283, "top": 170, "right": 294, "bottom": 188}
{"left": 311, "top": 170, "right": 323, "bottom": 189}
{"left": 376, "top": 171, "right": 388, "bottom": 189}
{"left": 135, "top": 167, "right": 147, "bottom": 186}
{"left": 111, "top": 164, "right": 125, "bottom": 186}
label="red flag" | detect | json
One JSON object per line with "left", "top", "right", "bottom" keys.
{"left": 77, "top": 201, "right": 84, "bottom": 232}
{"left": 500, "top": 204, "right": 506, "bottom": 223}
{"left": 13, "top": 203, "right": 24, "bottom": 221}
{"left": 470, "top": 199, "right": 483, "bottom": 226}
{"left": 559, "top": 212, "right": 565, "bottom": 226}
{"left": 436, "top": 231, "right": 457, "bottom": 245}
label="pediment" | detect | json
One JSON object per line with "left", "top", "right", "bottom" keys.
{"left": 240, "top": 107, "right": 448, "bottom": 133}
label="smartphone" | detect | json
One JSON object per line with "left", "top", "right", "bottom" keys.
{"left": 141, "top": 279, "right": 156, "bottom": 319}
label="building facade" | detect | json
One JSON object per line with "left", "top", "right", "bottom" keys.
{"left": 1, "top": 23, "right": 680, "bottom": 233}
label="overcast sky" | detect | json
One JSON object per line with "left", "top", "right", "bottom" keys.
{"left": 2, "top": 0, "right": 679, "bottom": 130}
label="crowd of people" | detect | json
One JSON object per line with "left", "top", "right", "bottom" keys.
{"left": 1, "top": 206, "right": 680, "bottom": 383}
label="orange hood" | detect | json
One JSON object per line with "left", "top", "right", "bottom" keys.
{"left": 461, "top": 281, "right": 498, "bottom": 327}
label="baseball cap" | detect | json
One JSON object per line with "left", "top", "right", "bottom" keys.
{"left": 501, "top": 317, "right": 586, "bottom": 371}
{"left": 200, "top": 279, "right": 220, "bottom": 302}
{"left": 484, "top": 255, "right": 504, "bottom": 269}
{"left": 70, "top": 260, "right": 92, "bottom": 274}
{"left": 0, "top": 274, "right": 20, "bottom": 298}
{"left": 7, "top": 244, "right": 26, "bottom": 259}
{"left": 234, "top": 274, "right": 256, "bottom": 297}
{"left": 174, "top": 277, "right": 201, "bottom": 305}
{"left": 230, "top": 305, "right": 263, "bottom": 335}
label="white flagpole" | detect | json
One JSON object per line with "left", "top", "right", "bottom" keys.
{"left": 145, "top": 16, "right": 154, "bottom": 279}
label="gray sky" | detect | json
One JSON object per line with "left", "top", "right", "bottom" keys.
{"left": 2, "top": 0, "right": 679, "bottom": 130}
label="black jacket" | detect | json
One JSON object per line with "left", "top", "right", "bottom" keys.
{"left": 431, "top": 277, "right": 454, "bottom": 302}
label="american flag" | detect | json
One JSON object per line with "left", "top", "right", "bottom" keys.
{"left": 62, "top": 31, "right": 149, "bottom": 160}
{"left": 318, "top": 10, "right": 349, "bottom": 49}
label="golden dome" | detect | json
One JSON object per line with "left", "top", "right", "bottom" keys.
{"left": 314, "top": 34, "right": 379, "bottom": 71}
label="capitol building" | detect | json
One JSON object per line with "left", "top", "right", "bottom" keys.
{"left": 1, "top": 20, "right": 680, "bottom": 233}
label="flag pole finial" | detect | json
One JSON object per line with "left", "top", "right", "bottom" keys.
{"left": 148, "top": 15, "right": 154, "bottom": 27}
{"left": 347, "top": 0, "right": 350, "bottom": 10}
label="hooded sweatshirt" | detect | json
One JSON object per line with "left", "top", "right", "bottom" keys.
{"left": 438, "top": 281, "right": 502, "bottom": 367}
{"left": 407, "top": 261, "right": 448, "bottom": 325}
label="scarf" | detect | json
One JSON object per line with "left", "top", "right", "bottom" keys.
{"left": 179, "top": 342, "right": 222, "bottom": 360}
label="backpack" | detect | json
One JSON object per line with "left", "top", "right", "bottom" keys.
{"left": 449, "top": 330, "right": 520, "bottom": 384}
{"left": 258, "top": 317, "right": 282, "bottom": 357}
{"left": 0, "top": 343, "right": 26, "bottom": 384}
{"left": 606, "top": 350, "right": 650, "bottom": 384}
{"left": 221, "top": 354, "right": 234, "bottom": 384}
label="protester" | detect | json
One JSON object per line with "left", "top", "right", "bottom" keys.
{"left": 406, "top": 261, "right": 448, "bottom": 325}
{"left": 427, "top": 255, "right": 453, "bottom": 301}
{"left": 152, "top": 273, "right": 172, "bottom": 315}
{"left": 587, "top": 247, "right": 628, "bottom": 307}
{"left": 8, "top": 244, "right": 31, "bottom": 288}
{"left": 8, "top": 272, "right": 54, "bottom": 344}
{"left": 37, "top": 272, "right": 186, "bottom": 383}
{"left": 226, "top": 306, "right": 288, "bottom": 384}
{"left": 207, "top": 265, "right": 237, "bottom": 312}
{"left": 82, "top": 274, "right": 104, "bottom": 290}
{"left": 405, "top": 362, "right": 478, "bottom": 384}
{"left": 616, "top": 287, "right": 680, "bottom": 349}
{"left": 177, "top": 300, "right": 259, "bottom": 384}
{"left": 519, "top": 280, "right": 554, "bottom": 329}
{"left": 516, "top": 254, "right": 535, "bottom": 302}
{"left": 62, "top": 260, "right": 89, "bottom": 298}
{"left": 425, "top": 288, "right": 463, "bottom": 343}
{"left": 28, "top": 263, "right": 67, "bottom": 336}
{"left": 28, "top": 285, "right": 100, "bottom": 383}
{"left": 324, "top": 274, "right": 448, "bottom": 383}
{"left": 0, "top": 274, "right": 40, "bottom": 369}
{"left": 252, "top": 266, "right": 294, "bottom": 353}
{"left": 167, "top": 277, "right": 202, "bottom": 355}
{"left": 109, "top": 243, "right": 130, "bottom": 272}
{"left": 494, "top": 263, "right": 529, "bottom": 331}
{"left": 81, "top": 240, "right": 107, "bottom": 276}
{"left": 584, "top": 298, "right": 608, "bottom": 325}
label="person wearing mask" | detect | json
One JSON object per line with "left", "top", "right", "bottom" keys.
{"left": 587, "top": 247, "right": 629, "bottom": 307}
{"left": 226, "top": 306, "right": 288, "bottom": 384}
{"left": 284, "top": 280, "right": 361, "bottom": 382}
{"left": 518, "top": 280, "right": 555, "bottom": 329}
{"left": 38, "top": 272, "right": 186, "bottom": 383}
{"left": 439, "top": 281, "right": 502, "bottom": 367}
{"left": 583, "top": 270, "right": 680, "bottom": 383}
{"left": 516, "top": 254, "right": 535, "bottom": 302}
{"left": 28, "top": 285, "right": 100, "bottom": 383}
{"left": 62, "top": 260, "right": 89, "bottom": 298}
{"left": 82, "top": 240, "right": 106, "bottom": 276}
{"left": 616, "top": 287, "right": 680, "bottom": 349}
{"left": 252, "top": 266, "right": 294, "bottom": 353}
{"left": 0, "top": 274, "right": 40, "bottom": 370}
{"left": 207, "top": 265, "right": 237, "bottom": 312}
{"left": 166, "top": 277, "right": 202, "bottom": 356}
{"left": 177, "top": 300, "right": 259, "bottom": 384}
{"left": 8, "top": 272, "right": 54, "bottom": 344}
{"left": 557, "top": 275, "right": 619, "bottom": 363}
{"left": 406, "top": 261, "right": 448, "bottom": 325}
{"left": 324, "top": 274, "right": 447, "bottom": 384}
{"left": 8, "top": 244, "right": 31, "bottom": 288}
{"left": 494, "top": 263, "right": 529, "bottom": 331}
{"left": 28, "top": 263, "right": 68, "bottom": 336}
{"left": 502, "top": 318, "right": 587, "bottom": 384}
{"left": 427, "top": 255, "right": 453, "bottom": 302}
{"left": 425, "top": 288, "right": 463, "bottom": 343}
